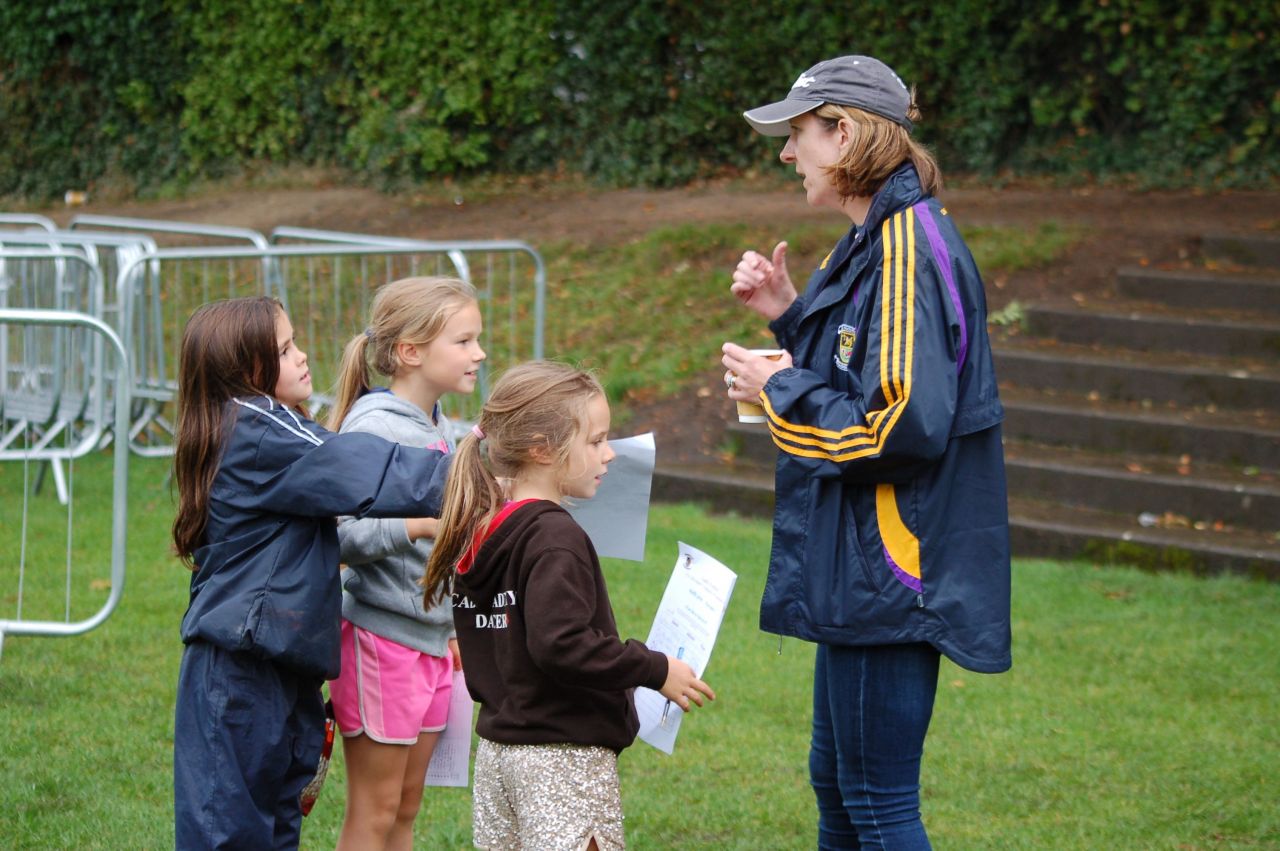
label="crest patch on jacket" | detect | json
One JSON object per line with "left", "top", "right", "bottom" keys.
{"left": 835, "top": 323, "right": 856, "bottom": 371}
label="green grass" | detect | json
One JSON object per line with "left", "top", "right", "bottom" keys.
{"left": 1, "top": 455, "right": 1276, "bottom": 849}
{"left": 541, "top": 219, "right": 1084, "bottom": 406}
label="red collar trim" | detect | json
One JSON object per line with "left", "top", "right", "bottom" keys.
{"left": 455, "top": 499, "right": 541, "bottom": 574}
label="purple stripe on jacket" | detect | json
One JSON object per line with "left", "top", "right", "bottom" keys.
{"left": 914, "top": 203, "right": 968, "bottom": 374}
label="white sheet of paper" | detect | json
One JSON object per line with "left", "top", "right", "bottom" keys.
{"left": 424, "top": 670, "right": 474, "bottom": 787}
{"left": 635, "top": 541, "right": 737, "bottom": 754}
{"left": 565, "top": 432, "right": 655, "bottom": 562}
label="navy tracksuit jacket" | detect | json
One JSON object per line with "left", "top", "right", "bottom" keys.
{"left": 759, "top": 164, "right": 1012, "bottom": 673}
{"left": 175, "top": 395, "right": 450, "bottom": 849}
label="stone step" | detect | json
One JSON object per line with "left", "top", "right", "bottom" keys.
{"left": 649, "top": 465, "right": 1280, "bottom": 579}
{"left": 1000, "top": 387, "right": 1280, "bottom": 471}
{"left": 652, "top": 460, "right": 774, "bottom": 516}
{"left": 1115, "top": 266, "right": 1280, "bottom": 314}
{"left": 1202, "top": 231, "right": 1280, "bottom": 269}
{"left": 1024, "top": 301, "right": 1280, "bottom": 359}
{"left": 1007, "top": 496, "right": 1280, "bottom": 580}
{"left": 993, "top": 339, "right": 1280, "bottom": 412}
{"left": 1003, "top": 441, "right": 1280, "bottom": 531}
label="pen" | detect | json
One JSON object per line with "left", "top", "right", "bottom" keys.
{"left": 660, "top": 646, "right": 685, "bottom": 728}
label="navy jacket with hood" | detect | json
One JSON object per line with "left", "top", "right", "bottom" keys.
{"left": 759, "top": 164, "right": 1011, "bottom": 673}
{"left": 180, "top": 395, "right": 451, "bottom": 679}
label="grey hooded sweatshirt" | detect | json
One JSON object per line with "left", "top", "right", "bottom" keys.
{"left": 337, "top": 388, "right": 455, "bottom": 656}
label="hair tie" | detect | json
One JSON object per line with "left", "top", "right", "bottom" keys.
{"left": 363, "top": 327, "right": 374, "bottom": 341}
{"left": 471, "top": 424, "right": 486, "bottom": 440}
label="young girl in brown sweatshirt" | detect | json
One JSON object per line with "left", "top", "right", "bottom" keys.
{"left": 423, "top": 361, "right": 714, "bottom": 851}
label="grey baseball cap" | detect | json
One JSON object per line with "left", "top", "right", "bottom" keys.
{"left": 743, "top": 55, "right": 913, "bottom": 136}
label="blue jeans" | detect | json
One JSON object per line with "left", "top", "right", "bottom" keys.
{"left": 810, "top": 642, "right": 940, "bottom": 850}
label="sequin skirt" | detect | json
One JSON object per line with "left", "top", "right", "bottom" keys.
{"left": 473, "top": 738, "right": 625, "bottom": 851}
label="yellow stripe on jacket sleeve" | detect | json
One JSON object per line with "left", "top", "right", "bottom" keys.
{"left": 887, "top": 214, "right": 902, "bottom": 405}
{"left": 879, "top": 215, "right": 894, "bottom": 414}
{"left": 765, "top": 209, "right": 917, "bottom": 462}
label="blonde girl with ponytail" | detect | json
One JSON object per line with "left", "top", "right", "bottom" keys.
{"left": 326, "top": 276, "right": 484, "bottom": 851}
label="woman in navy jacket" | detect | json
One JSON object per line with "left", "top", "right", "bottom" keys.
{"left": 171, "top": 296, "right": 452, "bottom": 850}
{"left": 723, "top": 55, "right": 1011, "bottom": 849}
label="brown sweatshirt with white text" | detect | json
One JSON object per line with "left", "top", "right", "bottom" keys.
{"left": 452, "top": 499, "right": 668, "bottom": 752}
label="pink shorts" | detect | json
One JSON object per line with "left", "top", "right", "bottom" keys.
{"left": 329, "top": 620, "right": 454, "bottom": 744}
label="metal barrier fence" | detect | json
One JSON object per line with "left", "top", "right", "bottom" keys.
{"left": 0, "top": 214, "right": 545, "bottom": 661}
{"left": 68, "top": 214, "right": 287, "bottom": 309}
{"left": 69, "top": 214, "right": 272, "bottom": 249}
{"left": 116, "top": 241, "right": 545, "bottom": 453}
{"left": 0, "top": 249, "right": 110, "bottom": 503}
{"left": 270, "top": 227, "right": 547, "bottom": 424}
{"left": 0, "top": 213, "right": 57, "bottom": 232}
{"left": 0, "top": 229, "right": 157, "bottom": 334}
{"left": 0, "top": 308, "right": 130, "bottom": 661}
{"left": 1, "top": 215, "right": 546, "bottom": 453}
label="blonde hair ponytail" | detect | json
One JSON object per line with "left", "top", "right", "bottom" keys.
{"left": 422, "top": 433, "right": 504, "bottom": 605}
{"left": 328, "top": 332, "right": 374, "bottom": 430}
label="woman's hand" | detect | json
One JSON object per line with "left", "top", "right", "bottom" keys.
{"left": 722, "top": 343, "right": 793, "bottom": 401}
{"left": 731, "top": 241, "right": 798, "bottom": 321}
{"left": 659, "top": 656, "right": 716, "bottom": 711}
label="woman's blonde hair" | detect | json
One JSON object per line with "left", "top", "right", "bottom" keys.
{"left": 327, "top": 276, "right": 478, "bottom": 430}
{"left": 815, "top": 94, "right": 941, "bottom": 199}
{"left": 422, "top": 361, "right": 605, "bottom": 605}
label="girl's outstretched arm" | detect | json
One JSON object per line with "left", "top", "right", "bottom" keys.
{"left": 217, "top": 403, "right": 452, "bottom": 519}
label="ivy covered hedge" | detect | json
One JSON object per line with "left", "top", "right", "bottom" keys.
{"left": 1, "top": 0, "right": 1276, "bottom": 199}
